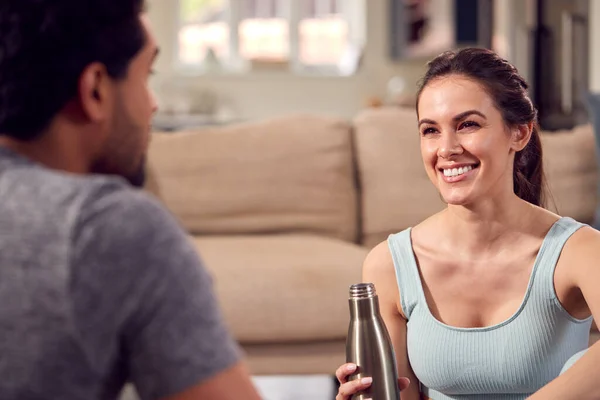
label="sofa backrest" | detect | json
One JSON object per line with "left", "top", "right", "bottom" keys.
{"left": 353, "top": 108, "right": 599, "bottom": 248}
{"left": 146, "top": 114, "right": 359, "bottom": 242}
{"left": 353, "top": 107, "right": 446, "bottom": 248}
{"left": 541, "top": 124, "right": 598, "bottom": 223}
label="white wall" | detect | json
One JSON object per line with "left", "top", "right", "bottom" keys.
{"left": 146, "top": 0, "right": 426, "bottom": 120}
{"left": 492, "top": 0, "right": 539, "bottom": 90}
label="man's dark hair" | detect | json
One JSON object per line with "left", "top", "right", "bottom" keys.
{"left": 0, "top": 0, "right": 146, "bottom": 140}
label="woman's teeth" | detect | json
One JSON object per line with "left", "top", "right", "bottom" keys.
{"left": 443, "top": 165, "right": 474, "bottom": 177}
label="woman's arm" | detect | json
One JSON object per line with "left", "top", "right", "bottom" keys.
{"left": 363, "top": 242, "right": 422, "bottom": 400}
{"left": 528, "top": 227, "right": 600, "bottom": 400}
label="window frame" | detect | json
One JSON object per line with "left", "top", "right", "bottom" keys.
{"left": 174, "top": 0, "right": 365, "bottom": 77}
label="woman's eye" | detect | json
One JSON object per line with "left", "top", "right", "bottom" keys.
{"left": 459, "top": 121, "right": 480, "bottom": 130}
{"left": 422, "top": 127, "right": 437, "bottom": 135}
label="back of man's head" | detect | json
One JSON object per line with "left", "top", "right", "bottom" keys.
{"left": 0, "top": 0, "right": 146, "bottom": 141}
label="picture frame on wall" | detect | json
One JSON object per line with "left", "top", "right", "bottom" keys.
{"left": 389, "top": 0, "right": 493, "bottom": 60}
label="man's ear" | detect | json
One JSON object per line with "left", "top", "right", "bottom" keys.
{"left": 78, "top": 63, "right": 111, "bottom": 123}
{"left": 511, "top": 121, "right": 534, "bottom": 152}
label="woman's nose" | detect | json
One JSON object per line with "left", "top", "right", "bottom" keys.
{"left": 437, "top": 131, "right": 463, "bottom": 158}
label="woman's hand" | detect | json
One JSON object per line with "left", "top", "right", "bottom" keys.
{"left": 335, "top": 363, "right": 410, "bottom": 400}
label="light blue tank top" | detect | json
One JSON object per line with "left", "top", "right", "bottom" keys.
{"left": 387, "top": 217, "right": 593, "bottom": 399}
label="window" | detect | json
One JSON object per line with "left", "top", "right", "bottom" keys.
{"left": 178, "top": 0, "right": 365, "bottom": 75}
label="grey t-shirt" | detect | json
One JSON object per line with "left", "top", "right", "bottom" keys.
{"left": 0, "top": 148, "right": 240, "bottom": 400}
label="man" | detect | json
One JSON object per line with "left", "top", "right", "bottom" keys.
{"left": 0, "top": 1, "right": 262, "bottom": 399}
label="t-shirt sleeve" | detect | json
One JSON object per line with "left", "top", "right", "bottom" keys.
{"left": 69, "top": 183, "right": 241, "bottom": 400}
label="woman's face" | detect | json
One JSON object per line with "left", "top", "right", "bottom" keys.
{"left": 417, "top": 75, "right": 526, "bottom": 206}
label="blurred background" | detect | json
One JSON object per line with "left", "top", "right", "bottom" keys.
{"left": 149, "top": 0, "right": 596, "bottom": 131}
{"left": 140, "top": 1, "right": 600, "bottom": 399}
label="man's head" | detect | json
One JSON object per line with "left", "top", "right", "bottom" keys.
{"left": 0, "top": 0, "right": 158, "bottom": 186}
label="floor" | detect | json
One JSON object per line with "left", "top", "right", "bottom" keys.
{"left": 252, "top": 375, "right": 336, "bottom": 400}
{"left": 119, "top": 375, "right": 336, "bottom": 400}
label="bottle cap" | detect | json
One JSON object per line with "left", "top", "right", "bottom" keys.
{"left": 349, "top": 282, "right": 376, "bottom": 299}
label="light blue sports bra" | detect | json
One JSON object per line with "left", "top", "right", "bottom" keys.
{"left": 387, "top": 217, "right": 593, "bottom": 399}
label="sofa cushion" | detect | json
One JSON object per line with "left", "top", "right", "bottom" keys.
{"left": 191, "top": 234, "right": 368, "bottom": 343}
{"left": 353, "top": 107, "right": 446, "bottom": 248}
{"left": 147, "top": 114, "right": 358, "bottom": 242}
{"left": 541, "top": 124, "right": 598, "bottom": 224}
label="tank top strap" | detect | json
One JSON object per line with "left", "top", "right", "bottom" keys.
{"left": 531, "top": 217, "right": 586, "bottom": 299}
{"left": 387, "top": 228, "right": 425, "bottom": 320}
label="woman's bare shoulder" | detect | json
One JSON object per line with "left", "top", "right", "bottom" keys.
{"left": 561, "top": 223, "right": 600, "bottom": 267}
{"left": 365, "top": 212, "right": 444, "bottom": 271}
{"left": 363, "top": 240, "right": 395, "bottom": 277}
{"left": 409, "top": 211, "right": 445, "bottom": 246}
{"left": 363, "top": 240, "right": 404, "bottom": 316}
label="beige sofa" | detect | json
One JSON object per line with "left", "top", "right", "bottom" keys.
{"left": 145, "top": 107, "right": 600, "bottom": 377}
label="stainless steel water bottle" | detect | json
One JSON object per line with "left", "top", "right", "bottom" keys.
{"left": 346, "top": 282, "right": 400, "bottom": 400}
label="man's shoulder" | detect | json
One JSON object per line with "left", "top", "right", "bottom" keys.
{"left": 0, "top": 162, "right": 169, "bottom": 241}
{"left": 77, "top": 175, "right": 162, "bottom": 217}
{"left": 22, "top": 167, "right": 168, "bottom": 225}
{"left": 2, "top": 161, "right": 134, "bottom": 210}
{"left": 5, "top": 163, "right": 178, "bottom": 248}
{"left": 73, "top": 175, "right": 178, "bottom": 245}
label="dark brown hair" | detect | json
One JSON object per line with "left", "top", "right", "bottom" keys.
{"left": 0, "top": 0, "right": 146, "bottom": 140}
{"left": 416, "top": 47, "right": 546, "bottom": 207}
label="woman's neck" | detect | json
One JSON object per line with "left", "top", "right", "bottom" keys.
{"left": 440, "top": 194, "right": 537, "bottom": 260}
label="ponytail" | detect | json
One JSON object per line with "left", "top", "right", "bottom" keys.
{"left": 513, "top": 125, "right": 545, "bottom": 207}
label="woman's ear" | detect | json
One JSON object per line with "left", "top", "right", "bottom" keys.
{"left": 511, "top": 121, "right": 534, "bottom": 152}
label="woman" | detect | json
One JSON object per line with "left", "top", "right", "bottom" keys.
{"left": 335, "top": 48, "right": 600, "bottom": 399}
